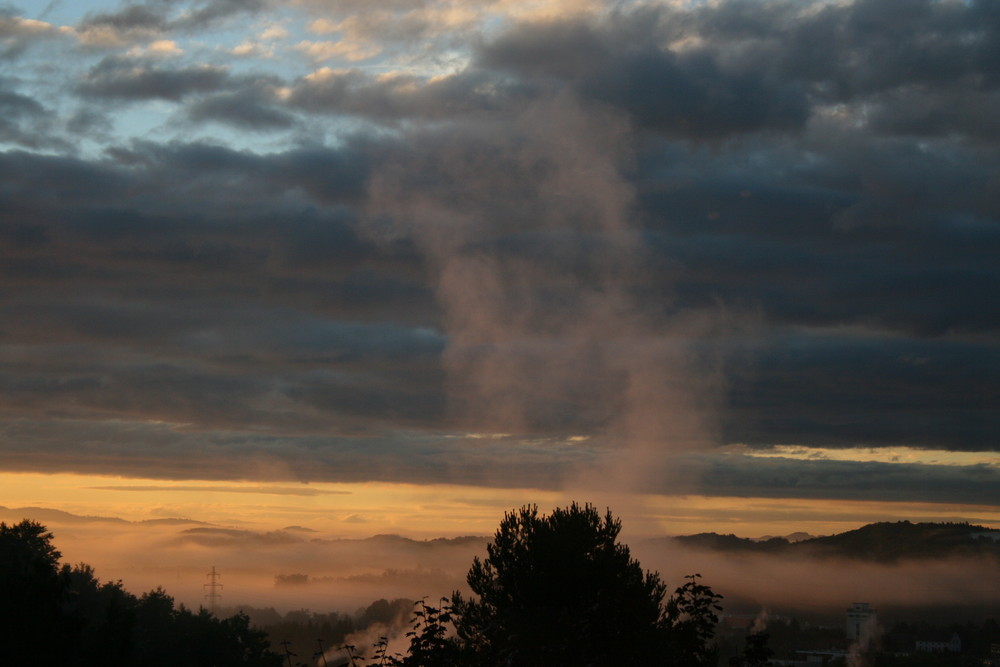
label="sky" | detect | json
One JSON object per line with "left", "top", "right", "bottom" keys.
{"left": 1, "top": 0, "right": 999, "bottom": 579}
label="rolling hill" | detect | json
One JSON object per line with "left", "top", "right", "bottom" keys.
{"left": 672, "top": 521, "right": 1000, "bottom": 561}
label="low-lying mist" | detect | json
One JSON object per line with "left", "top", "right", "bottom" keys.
{"left": 43, "top": 519, "right": 480, "bottom": 614}
{"left": 11, "top": 508, "right": 997, "bottom": 624}
{"left": 633, "top": 541, "right": 999, "bottom": 624}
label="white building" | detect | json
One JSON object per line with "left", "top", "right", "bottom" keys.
{"left": 915, "top": 632, "right": 961, "bottom": 653}
{"left": 846, "top": 602, "right": 877, "bottom": 644}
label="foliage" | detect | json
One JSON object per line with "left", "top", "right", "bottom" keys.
{"left": 0, "top": 519, "right": 282, "bottom": 666}
{"left": 741, "top": 631, "right": 774, "bottom": 667}
{"left": 1, "top": 509, "right": 727, "bottom": 667}
{"left": 357, "top": 598, "right": 415, "bottom": 628}
{"left": 64, "top": 563, "right": 137, "bottom": 665}
{"left": 0, "top": 519, "right": 62, "bottom": 571}
{"left": 673, "top": 521, "right": 1000, "bottom": 563}
{"left": 450, "top": 503, "right": 721, "bottom": 666}
{"left": 802, "top": 521, "right": 1000, "bottom": 562}
{"left": 369, "top": 635, "right": 395, "bottom": 666}
{"left": 396, "top": 598, "right": 462, "bottom": 667}
{"left": 664, "top": 573, "right": 725, "bottom": 666}
{"left": 258, "top": 607, "right": 357, "bottom": 658}
{"left": 0, "top": 520, "right": 74, "bottom": 663}
{"left": 333, "top": 599, "right": 461, "bottom": 667}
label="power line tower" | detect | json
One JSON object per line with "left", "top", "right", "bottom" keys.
{"left": 204, "top": 566, "right": 223, "bottom": 614}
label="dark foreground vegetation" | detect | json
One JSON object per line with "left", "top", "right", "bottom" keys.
{"left": 2, "top": 504, "right": 739, "bottom": 666}
{"left": 714, "top": 615, "right": 1000, "bottom": 667}
{"left": 673, "top": 521, "right": 1000, "bottom": 562}
{"left": 5, "top": 507, "right": 994, "bottom": 666}
{"left": 0, "top": 519, "right": 281, "bottom": 666}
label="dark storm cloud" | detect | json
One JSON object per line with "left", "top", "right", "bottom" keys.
{"left": 777, "top": 0, "right": 1000, "bottom": 100}
{"left": 78, "top": 56, "right": 230, "bottom": 101}
{"left": 0, "top": 73, "right": 73, "bottom": 150}
{"left": 0, "top": 141, "right": 370, "bottom": 235}
{"left": 0, "top": 417, "right": 579, "bottom": 488}
{"left": 0, "top": 144, "right": 396, "bottom": 338}
{"left": 79, "top": 0, "right": 270, "bottom": 35}
{"left": 80, "top": 4, "right": 167, "bottom": 33}
{"left": 865, "top": 88, "right": 1000, "bottom": 144}
{"left": 0, "top": 317, "right": 444, "bottom": 435}
{"left": 100, "top": 140, "right": 372, "bottom": 208}
{"left": 0, "top": 86, "right": 46, "bottom": 142}
{"left": 0, "top": 0, "right": 997, "bottom": 498}
{"left": 0, "top": 143, "right": 442, "bottom": 440}
{"left": 472, "top": 0, "right": 1000, "bottom": 141}
{"left": 631, "top": 138, "right": 999, "bottom": 450}
{"left": 444, "top": 0, "right": 998, "bottom": 458}
{"left": 65, "top": 0, "right": 998, "bottom": 143}
{"left": 185, "top": 81, "right": 297, "bottom": 130}
{"left": 723, "top": 335, "right": 999, "bottom": 451}
{"left": 635, "top": 138, "right": 1000, "bottom": 337}
{"left": 477, "top": 17, "right": 809, "bottom": 139}
{"left": 286, "top": 69, "right": 515, "bottom": 122}
{"left": 698, "top": 452, "right": 1000, "bottom": 506}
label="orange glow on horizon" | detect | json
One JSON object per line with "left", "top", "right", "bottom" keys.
{"left": 2, "top": 471, "right": 998, "bottom": 539}
{"left": 4, "top": 471, "right": 999, "bottom": 613}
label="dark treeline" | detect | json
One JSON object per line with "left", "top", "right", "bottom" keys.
{"left": 7, "top": 508, "right": 997, "bottom": 666}
{"left": 1, "top": 504, "right": 739, "bottom": 666}
{"left": 216, "top": 598, "right": 413, "bottom": 660}
{"left": 715, "top": 616, "right": 1000, "bottom": 667}
{"left": 306, "top": 504, "right": 732, "bottom": 667}
{"left": 0, "top": 519, "right": 282, "bottom": 666}
{"left": 673, "top": 522, "right": 1000, "bottom": 562}
{"left": 877, "top": 620, "right": 1000, "bottom": 667}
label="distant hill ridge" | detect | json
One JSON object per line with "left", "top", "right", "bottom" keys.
{"left": 673, "top": 521, "right": 1000, "bottom": 561}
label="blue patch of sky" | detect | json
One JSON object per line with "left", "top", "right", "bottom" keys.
{"left": 7, "top": 0, "right": 475, "bottom": 156}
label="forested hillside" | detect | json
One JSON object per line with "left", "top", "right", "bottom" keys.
{"left": 672, "top": 521, "right": 1000, "bottom": 561}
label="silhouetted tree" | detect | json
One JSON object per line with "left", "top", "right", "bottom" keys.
{"left": 664, "top": 573, "right": 725, "bottom": 666}
{"left": 130, "top": 589, "right": 280, "bottom": 667}
{"left": 741, "top": 631, "right": 773, "bottom": 667}
{"left": 0, "top": 520, "right": 281, "bottom": 666}
{"left": 397, "top": 598, "right": 461, "bottom": 667}
{"left": 450, "top": 503, "right": 721, "bottom": 666}
{"left": 64, "top": 563, "right": 138, "bottom": 666}
{"left": 0, "top": 519, "right": 75, "bottom": 663}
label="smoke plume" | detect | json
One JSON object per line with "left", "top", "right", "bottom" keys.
{"left": 366, "top": 92, "right": 730, "bottom": 496}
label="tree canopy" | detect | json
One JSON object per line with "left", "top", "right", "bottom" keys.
{"left": 449, "top": 503, "right": 722, "bottom": 666}
{"left": 0, "top": 519, "right": 282, "bottom": 666}
{"left": 1, "top": 509, "right": 724, "bottom": 667}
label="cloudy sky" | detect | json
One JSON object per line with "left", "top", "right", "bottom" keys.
{"left": 1, "top": 0, "right": 998, "bottom": 541}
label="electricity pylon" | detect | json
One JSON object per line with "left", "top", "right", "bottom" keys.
{"left": 204, "top": 565, "right": 223, "bottom": 614}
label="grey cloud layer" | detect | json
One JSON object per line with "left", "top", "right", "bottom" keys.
{"left": 0, "top": 0, "right": 997, "bottom": 502}
{"left": 79, "top": 0, "right": 271, "bottom": 34}
{"left": 78, "top": 57, "right": 232, "bottom": 101}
